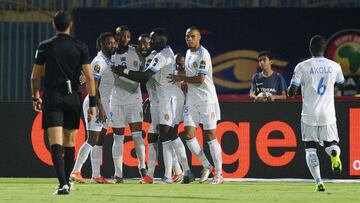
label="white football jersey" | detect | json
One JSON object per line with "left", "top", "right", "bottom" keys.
{"left": 143, "top": 51, "right": 158, "bottom": 104}
{"left": 290, "top": 56, "right": 345, "bottom": 126}
{"left": 111, "top": 46, "right": 142, "bottom": 105}
{"left": 145, "top": 46, "right": 183, "bottom": 101}
{"left": 185, "top": 46, "right": 219, "bottom": 105}
{"left": 91, "top": 51, "right": 114, "bottom": 103}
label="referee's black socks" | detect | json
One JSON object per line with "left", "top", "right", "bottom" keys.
{"left": 50, "top": 144, "right": 67, "bottom": 187}
{"left": 64, "top": 147, "right": 75, "bottom": 185}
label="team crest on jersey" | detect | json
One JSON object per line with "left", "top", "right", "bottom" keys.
{"left": 199, "top": 60, "right": 206, "bottom": 69}
{"left": 134, "top": 60, "right": 139, "bottom": 67}
{"left": 164, "top": 113, "right": 170, "bottom": 121}
{"left": 94, "top": 64, "right": 101, "bottom": 73}
{"left": 192, "top": 61, "right": 198, "bottom": 68}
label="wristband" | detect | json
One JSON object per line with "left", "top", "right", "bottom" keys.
{"left": 123, "top": 68, "right": 130, "bottom": 75}
{"left": 89, "top": 96, "right": 96, "bottom": 107}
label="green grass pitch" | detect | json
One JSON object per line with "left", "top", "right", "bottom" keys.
{"left": 0, "top": 178, "right": 360, "bottom": 203}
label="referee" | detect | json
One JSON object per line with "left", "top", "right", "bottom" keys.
{"left": 30, "top": 10, "right": 96, "bottom": 195}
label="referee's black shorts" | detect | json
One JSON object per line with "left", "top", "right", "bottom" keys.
{"left": 42, "top": 90, "right": 81, "bottom": 130}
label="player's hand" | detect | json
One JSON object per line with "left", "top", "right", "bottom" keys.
{"left": 79, "top": 73, "right": 86, "bottom": 85}
{"left": 111, "top": 65, "right": 125, "bottom": 76}
{"left": 98, "top": 106, "right": 107, "bottom": 123}
{"left": 167, "top": 74, "right": 182, "bottom": 84}
{"left": 32, "top": 98, "right": 42, "bottom": 112}
{"left": 87, "top": 107, "right": 96, "bottom": 122}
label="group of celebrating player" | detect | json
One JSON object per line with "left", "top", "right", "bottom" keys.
{"left": 70, "top": 26, "right": 224, "bottom": 185}
{"left": 69, "top": 25, "right": 345, "bottom": 192}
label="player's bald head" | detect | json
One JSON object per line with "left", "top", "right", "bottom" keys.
{"left": 185, "top": 26, "right": 201, "bottom": 50}
{"left": 309, "top": 35, "right": 326, "bottom": 56}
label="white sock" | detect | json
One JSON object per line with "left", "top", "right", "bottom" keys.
{"left": 132, "top": 131, "right": 146, "bottom": 169}
{"left": 325, "top": 145, "right": 341, "bottom": 157}
{"left": 72, "top": 142, "right": 93, "bottom": 173}
{"left": 147, "top": 142, "right": 158, "bottom": 178}
{"left": 305, "top": 148, "right": 322, "bottom": 183}
{"left": 172, "top": 137, "right": 190, "bottom": 171}
{"left": 112, "top": 134, "right": 124, "bottom": 178}
{"left": 208, "top": 139, "right": 222, "bottom": 176}
{"left": 162, "top": 140, "right": 173, "bottom": 179}
{"left": 186, "top": 137, "right": 211, "bottom": 168}
{"left": 91, "top": 145, "right": 102, "bottom": 178}
{"left": 171, "top": 146, "right": 182, "bottom": 175}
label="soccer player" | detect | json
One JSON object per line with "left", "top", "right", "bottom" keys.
{"left": 136, "top": 34, "right": 185, "bottom": 184}
{"left": 109, "top": 26, "right": 146, "bottom": 183}
{"left": 70, "top": 32, "right": 116, "bottom": 184}
{"left": 249, "top": 51, "right": 287, "bottom": 102}
{"left": 288, "top": 35, "right": 344, "bottom": 191}
{"left": 112, "top": 28, "right": 192, "bottom": 184}
{"left": 167, "top": 26, "right": 223, "bottom": 184}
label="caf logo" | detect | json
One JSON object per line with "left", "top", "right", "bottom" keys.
{"left": 325, "top": 29, "right": 360, "bottom": 76}
{"left": 164, "top": 113, "right": 170, "bottom": 121}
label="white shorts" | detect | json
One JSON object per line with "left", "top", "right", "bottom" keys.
{"left": 148, "top": 104, "right": 159, "bottom": 134}
{"left": 158, "top": 97, "right": 184, "bottom": 128}
{"left": 184, "top": 103, "right": 221, "bottom": 130}
{"left": 83, "top": 95, "right": 110, "bottom": 132}
{"left": 301, "top": 122, "right": 339, "bottom": 146}
{"left": 110, "top": 102, "right": 143, "bottom": 128}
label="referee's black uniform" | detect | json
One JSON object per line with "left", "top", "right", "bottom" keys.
{"left": 34, "top": 33, "right": 90, "bottom": 129}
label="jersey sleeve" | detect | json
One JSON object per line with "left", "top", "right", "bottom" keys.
{"left": 250, "top": 74, "right": 257, "bottom": 93}
{"left": 34, "top": 43, "right": 46, "bottom": 65}
{"left": 196, "top": 53, "right": 210, "bottom": 75}
{"left": 290, "top": 64, "right": 303, "bottom": 87}
{"left": 335, "top": 64, "right": 345, "bottom": 84}
{"left": 147, "top": 54, "right": 166, "bottom": 73}
{"left": 92, "top": 60, "right": 105, "bottom": 79}
{"left": 278, "top": 73, "right": 287, "bottom": 92}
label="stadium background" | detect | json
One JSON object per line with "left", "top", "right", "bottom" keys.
{"left": 0, "top": 0, "right": 360, "bottom": 179}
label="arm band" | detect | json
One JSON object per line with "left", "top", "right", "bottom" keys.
{"left": 89, "top": 96, "right": 96, "bottom": 107}
{"left": 123, "top": 68, "right": 130, "bottom": 75}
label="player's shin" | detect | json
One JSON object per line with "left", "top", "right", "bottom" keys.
{"left": 112, "top": 134, "right": 124, "bottom": 178}
{"left": 208, "top": 139, "right": 222, "bottom": 176}
{"left": 132, "top": 131, "right": 146, "bottom": 169}
{"left": 91, "top": 145, "right": 103, "bottom": 178}
{"left": 305, "top": 148, "right": 323, "bottom": 183}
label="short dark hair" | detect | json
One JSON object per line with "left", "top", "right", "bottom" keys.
{"left": 115, "top": 26, "right": 129, "bottom": 35}
{"left": 187, "top": 26, "right": 200, "bottom": 32}
{"left": 138, "top": 33, "right": 150, "bottom": 41}
{"left": 53, "top": 10, "right": 71, "bottom": 32}
{"left": 100, "top": 32, "right": 114, "bottom": 45}
{"left": 309, "top": 35, "right": 326, "bottom": 56}
{"left": 96, "top": 35, "right": 102, "bottom": 51}
{"left": 175, "top": 52, "right": 185, "bottom": 59}
{"left": 258, "top": 50, "right": 273, "bottom": 60}
{"left": 152, "top": 27, "right": 169, "bottom": 39}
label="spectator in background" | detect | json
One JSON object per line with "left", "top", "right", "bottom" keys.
{"left": 250, "top": 51, "right": 287, "bottom": 102}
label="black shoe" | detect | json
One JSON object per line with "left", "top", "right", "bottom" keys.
{"left": 140, "top": 168, "right": 147, "bottom": 178}
{"left": 181, "top": 170, "right": 195, "bottom": 184}
{"left": 53, "top": 184, "right": 70, "bottom": 195}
